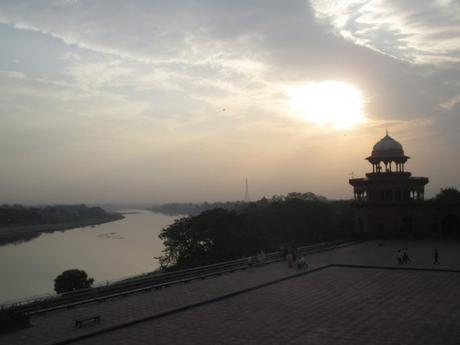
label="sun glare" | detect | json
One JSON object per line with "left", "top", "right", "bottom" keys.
{"left": 287, "top": 80, "right": 365, "bottom": 129}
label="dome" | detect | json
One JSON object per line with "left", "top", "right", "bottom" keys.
{"left": 370, "top": 132, "right": 405, "bottom": 158}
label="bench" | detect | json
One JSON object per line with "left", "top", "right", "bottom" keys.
{"left": 75, "top": 315, "right": 101, "bottom": 328}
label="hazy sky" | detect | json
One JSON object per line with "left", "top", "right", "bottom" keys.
{"left": 0, "top": 0, "right": 459, "bottom": 204}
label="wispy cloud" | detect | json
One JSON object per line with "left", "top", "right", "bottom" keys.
{"left": 311, "top": 0, "right": 460, "bottom": 64}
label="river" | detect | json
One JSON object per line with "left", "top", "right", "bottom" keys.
{"left": 0, "top": 210, "right": 179, "bottom": 304}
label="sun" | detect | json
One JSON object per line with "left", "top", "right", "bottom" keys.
{"left": 287, "top": 80, "right": 365, "bottom": 129}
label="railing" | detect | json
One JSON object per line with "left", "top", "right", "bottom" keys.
{"left": 1, "top": 239, "right": 356, "bottom": 314}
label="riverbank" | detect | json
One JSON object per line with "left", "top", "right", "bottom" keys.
{"left": 0, "top": 213, "right": 124, "bottom": 246}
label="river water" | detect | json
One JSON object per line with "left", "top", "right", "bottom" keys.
{"left": 0, "top": 210, "right": 179, "bottom": 304}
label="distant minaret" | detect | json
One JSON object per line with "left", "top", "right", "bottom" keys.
{"left": 244, "top": 178, "right": 250, "bottom": 202}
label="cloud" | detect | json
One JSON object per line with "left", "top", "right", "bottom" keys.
{"left": 441, "top": 92, "right": 460, "bottom": 109}
{"left": 310, "top": 0, "right": 460, "bottom": 64}
{"left": 0, "top": 0, "right": 459, "bottom": 202}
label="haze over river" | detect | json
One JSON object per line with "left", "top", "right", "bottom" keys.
{"left": 0, "top": 210, "right": 178, "bottom": 304}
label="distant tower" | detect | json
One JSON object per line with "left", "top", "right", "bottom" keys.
{"left": 244, "top": 178, "right": 250, "bottom": 202}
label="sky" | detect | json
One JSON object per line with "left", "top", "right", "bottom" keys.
{"left": 0, "top": 0, "right": 459, "bottom": 204}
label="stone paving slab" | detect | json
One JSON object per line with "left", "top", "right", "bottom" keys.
{"left": 2, "top": 240, "right": 460, "bottom": 345}
{"left": 77, "top": 266, "right": 460, "bottom": 345}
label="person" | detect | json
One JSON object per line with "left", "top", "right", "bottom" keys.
{"left": 287, "top": 252, "right": 293, "bottom": 268}
{"left": 434, "top": 248, "right": 440, "bottom": 265}
{"left": 402, "top": 249, "right": 411, "bottom": 264}
{"left": 257, "top": 251, "right": 266, "bottom": 265}
{"left": 397, "top": 250, "right": 403, "bottom": 264}
{"left": 280, "top": 244, "right": 288, "bottom": 261}
{"left": 297, "top": 256, "right": 307, "bottom": 269}
{"left": 292, "top": 246, "right": 298, "bottom": 262}
{"left": 247, "top": 255, "right": 254, "bottom": 268}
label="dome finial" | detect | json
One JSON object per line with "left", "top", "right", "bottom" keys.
{"left": 386, "top": 128, "right": 389, "bottom": 136}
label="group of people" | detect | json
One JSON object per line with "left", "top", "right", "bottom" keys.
{"left": 286, "top": 252, "right": 307, "bottom": 269}
{"left": 247, "top": 251, "right": 266, "bottom": 267}
{"left": 396, "top": 247, "right": 440, "bottom": 265}
{"left": 247, "top": 246, "right": 308, "bottom": 270}
{"left": 397, "top": 248, "right": 411, "bottom": 264}
{"left": 280, "top": 244, "right": 307, "bottom": 269}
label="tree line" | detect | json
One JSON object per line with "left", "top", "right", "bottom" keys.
{"left": 150, "top": 192, "right": 328, "bottom": 216}
{"left": 157, "top": 193, "right": 352, "bottom": 270}
{"left": 156, "top": 188, "right": 460, "bottom": 270}
{"left": 0, "top": 204, "right": 116, "bottom": 227}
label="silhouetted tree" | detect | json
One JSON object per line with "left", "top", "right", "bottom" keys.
{"left": 159, "top": 209, "right": 246, "bottom": 269}
{"left": 54, "top": 269, "right": 94, "bottom": 294}
{"left": 434, "top": 188, "right": 460, "bottom": 202}
{"left": 158, "top": 196, "right": 352, "bottom": 270}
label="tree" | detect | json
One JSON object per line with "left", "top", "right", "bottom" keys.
{"left": 158, "top": 209, "right": 246, "bottom": 270}
{"left": 54, "top": 269, "right": 94, "bottom": 294}
{"left": 158, "top": 197, "right": 353, "bottom": 270}
{"left": 434, "top": 188, "right": 460, "bottom": 202}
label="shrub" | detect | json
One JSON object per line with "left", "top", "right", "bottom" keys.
{"left": 54, "top": 269, "right": 94, "bottom": 294}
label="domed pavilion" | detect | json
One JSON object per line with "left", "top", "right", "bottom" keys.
{"left": 350, "top": 132, "right": 429, "bottom": 204}
{"left": 349, "top": 132, "right": 430, "bottom": 235}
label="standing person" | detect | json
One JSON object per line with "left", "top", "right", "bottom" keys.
{"left": 280, "top": 244, "right": 287, "bottom": 261}
{"left": 292, "top": 246, "right": 298, "bottom": 262}
{"left": 247, "top": 255, "right": 254, "bottom": 269}
{"left": 257, "top": 251, "right": 266, "bottom": 266}
{"left": 287, "top": 253, "right": 293, "bottom": 268}
{"left": 434, "top": 248, "right": 440, "bottom": 265}
{"left": 402, "top": 248, "right": 411, "bottom": 264}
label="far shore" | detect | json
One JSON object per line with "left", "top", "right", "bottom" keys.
{"left": 0, "top": 214, "right": 125, "bottom": 246}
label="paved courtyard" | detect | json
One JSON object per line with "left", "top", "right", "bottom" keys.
{"left": 1, "top": 240, "right": 460, "bottom": 345}
{"left": 78, "top": 267, "right": 460, "bottom": 345}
